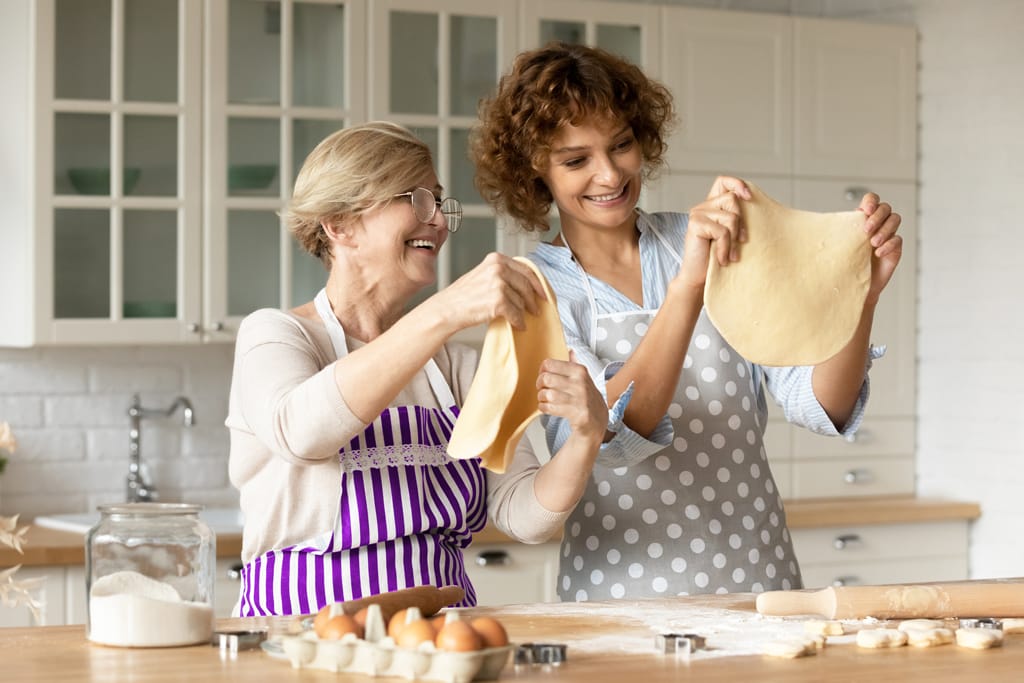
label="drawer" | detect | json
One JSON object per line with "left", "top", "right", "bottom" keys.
{"left": 465, "top": 542, "right": 560, "bottom": 606}
{"left": 800, "top": 556, "right": 969, "bottom": 589}
{"left": 790, "top": 521, "right": 968, "bottom": 565}
{"left": 790, "top": 456, "right": 914, "bottom": 498}
{"left": 792, "top": 417, "right": 914, "bottom": 459}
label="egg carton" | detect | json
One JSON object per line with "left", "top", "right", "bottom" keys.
{"left": 275, "top": 604, "right": 512, "bottom": 683}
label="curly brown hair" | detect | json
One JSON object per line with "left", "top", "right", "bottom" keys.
{"left": 471, "top": 42, "right": 676, "bottom": 233}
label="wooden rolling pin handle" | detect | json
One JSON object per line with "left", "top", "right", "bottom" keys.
{"left": 756, "top": 588, "right": 837, "bottom": 618}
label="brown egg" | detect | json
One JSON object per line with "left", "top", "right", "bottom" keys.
{"left": 430, "top": 614, "right": 446, "bottom": 632}
{"left": 353, "top": 606, "right": 371, "bottom": 630}
{"left": 313, "top": 603, "right": 341, "bottom": 637}
{"left": 396, "top": 618, "right": 438, "bottom": 649}
{"left": 435, "top": 620, "right": 484, "bottom": 652}
{"left": 470, "top": 617, "right": 509, "bottom": 648}
{"left": 388, "top": 608, "right": 412, "bottom": 640}
{"left": 320, "top": 613, "right": 363, "bottom": 640}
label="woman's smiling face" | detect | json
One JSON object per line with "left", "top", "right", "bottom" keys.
{"left": 542, "top": 116, "right": 644, "bottom": 236}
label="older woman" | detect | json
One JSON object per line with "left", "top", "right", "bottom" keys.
{"left": 226, "top": 122, "right": 607, "bottom": 616}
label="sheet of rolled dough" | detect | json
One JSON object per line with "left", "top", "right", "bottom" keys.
{"left": 703, "top": 182, "right": 871, "bottom": 366}
{"left": 446, "top": 257, "right": 569, "bottom": 473}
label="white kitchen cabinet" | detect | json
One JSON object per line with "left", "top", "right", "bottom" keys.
{"left": 367, "top": 0, "right": 517, "bottom": 316}
{"left": 464, "top": 542, "right": 559, "bottom": 606}
{"left": 660, "top": 7, "right": 792, "bottom": 177}
{"left": 0, "top": 0, "right": 365, "bottom": 347}
{"left": 792, "top": 520, "right": 970, "bottom": 589}
{"left": 215, "top": 557, "right": 243, "bottom": 618}
{"left": 794, "top": 18, "right": 917, "bottom": 181}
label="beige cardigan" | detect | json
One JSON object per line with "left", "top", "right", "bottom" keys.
{"left": 226, "top": 308, "right": 568, "bottom": 565}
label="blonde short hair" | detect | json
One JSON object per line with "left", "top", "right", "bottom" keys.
{"left": 284, "top": 122, "right": 435, "bottom": 265}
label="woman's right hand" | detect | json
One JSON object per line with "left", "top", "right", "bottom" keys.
{"left": 432, "top": 252, "right": 548, "bottom": 332}
{"left": 675, "top": 175, "right": 751, "bottom": 290}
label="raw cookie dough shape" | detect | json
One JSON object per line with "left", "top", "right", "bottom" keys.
{"left": 897, "top": 619, "right": 946, "bottom": 633}
{"left": 804, "top": 620, "right": 845, "bottom": 637}
{"left": 1001, "top": 618, "right": 1024, "bottom": 634}
{"left": 447, "top": 257, "right": 569, "bottom": 473}
{"left": 856, "top": 628, "right": 908, "bottom": 649}
{"left": 761, "top": 638, "right": 819, "bottom": 659}
{"left": 956, "top": 627, "right": 1004, "bottom": 650}
{"left": 906, "top": 628, "right": 954, "bottom": 648}
{"left": 704, "top": 181, "right": 871, "bottom": 366}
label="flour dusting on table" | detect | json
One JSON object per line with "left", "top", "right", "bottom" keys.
{"left": 495, "top": 600, "right": 861, "bottom": 660}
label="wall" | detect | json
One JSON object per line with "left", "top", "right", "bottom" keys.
{"left": 2, "top": 0, "right": 1022, "bottom": 579}
{"left": 0, "top": 345, "right": 238, "bottom": 518}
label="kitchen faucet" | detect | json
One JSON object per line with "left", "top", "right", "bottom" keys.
{"left": 127, "top": 393, "right": 195, "bottom": 503}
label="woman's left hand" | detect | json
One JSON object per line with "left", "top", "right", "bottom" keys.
{"left": 858, "top": 192, "right": 903, "bottom": 304}
{"left": 536, "top": 355, "right": 607, "bottom": 444}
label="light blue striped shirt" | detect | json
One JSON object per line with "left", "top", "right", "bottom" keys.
{"left": 527, "top": 209, "right": 882, "bottom": 467}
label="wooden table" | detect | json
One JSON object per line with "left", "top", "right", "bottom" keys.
{"left": 4, "top": 591, "right": 1022, "bottom": 682}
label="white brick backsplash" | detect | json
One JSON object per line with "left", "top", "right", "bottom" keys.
{"left": 89, "top": 364, "right": 183, "bottom": 394}
{"left": 0, "top": 346, "right": 235, "bottom": 516}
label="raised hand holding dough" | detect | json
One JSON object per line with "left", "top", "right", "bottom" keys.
{"left": 447, "top": 257, "right": 569, "bottom": 473}
{"left": 704, "top": 181, "right": 871, "bottom": 366}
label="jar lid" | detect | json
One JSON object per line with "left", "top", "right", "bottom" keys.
{"left": 98, "top": 502, "right": 204, "bottom": 516}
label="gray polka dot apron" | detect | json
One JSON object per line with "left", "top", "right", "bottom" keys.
{"left": 558, "top": 222, "right": 802, "bottom": 601}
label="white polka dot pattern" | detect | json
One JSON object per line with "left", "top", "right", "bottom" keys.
{"left": 556, "top": 307, "right": 800, "bottom": 602}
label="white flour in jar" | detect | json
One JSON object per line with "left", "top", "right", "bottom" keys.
{"left": 88, "top": 570, "right": 213, "bottom": 647}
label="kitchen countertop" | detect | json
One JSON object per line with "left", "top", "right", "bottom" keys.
{"left": 3, "top": 589, "right": 1021, "bottom": 682}
{"left": 5, "top": 497, "right": 980, "bottom": 568}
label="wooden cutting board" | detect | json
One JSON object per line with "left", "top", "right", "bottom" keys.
{"left": 756, "top": 578, "right": 1024, "bottom": 619}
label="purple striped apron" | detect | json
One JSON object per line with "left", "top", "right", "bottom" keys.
{"left": 237, "top": 289, "right": 487, "bottom": 617}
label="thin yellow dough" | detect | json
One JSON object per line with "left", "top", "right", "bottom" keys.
{"left": 447, "top": 257, "right": 569, "bottom": 473}
{"left": 704, "top": 182, "right": 871, "bottom": 366}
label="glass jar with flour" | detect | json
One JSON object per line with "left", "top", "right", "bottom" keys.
{"left": 86, "top": 503, "right": 215, "bottom": 647}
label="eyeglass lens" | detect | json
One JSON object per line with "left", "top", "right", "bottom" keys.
{"left": 411, "top": 187, "right": 461, "bottom": 233}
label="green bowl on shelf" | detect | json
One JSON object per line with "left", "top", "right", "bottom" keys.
{"left": 67, "top": 167, "right": 142, "bottom": 195}
{"left": 123, "top": 301, "right": 176, "bottom": 318}
{"left": 228, "top": 164, "right": 277, "bottom": 191}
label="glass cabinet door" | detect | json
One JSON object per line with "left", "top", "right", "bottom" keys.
{"left": 47, "top": 0, "right": 202, "bottom": 342}
{"left": 205, "top": 0, "right": 366, "bottom": 334}
{"left": 370, "top": 0, "right": 516, "bottom": 306}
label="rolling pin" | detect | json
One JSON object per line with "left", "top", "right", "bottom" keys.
{"left": 308, "top": 584, "right": 465, "bottom": 622}
{"left": 756, "top": 580, "right": 1024, "bottom": 619}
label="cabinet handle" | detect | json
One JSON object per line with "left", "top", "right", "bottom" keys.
{"left": 844, "top": 186, "right": 871, "bottom": 202}
{"left": 227, "top": 562, "right": 244, "bottom": 581}
{"left": 833, "top": 534, "right": 862, "bottom": 550}
{"left": 831, "top": 575, "right": 860, "bottom": 587}
{"left": 475, "top": 550, "right": 511, "bottom": 567}
{"left": 843, "top": 468, "right": 872, "bottom": 485}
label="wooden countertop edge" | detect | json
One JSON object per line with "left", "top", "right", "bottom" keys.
{"left": 5, "top": 497, "right": 980, "bottom": 566}
{"left": 1, "top": 526, "right": 243, "bottom": 568}
{"left": 471, "top": 496, "right": 983, "bottom": 545}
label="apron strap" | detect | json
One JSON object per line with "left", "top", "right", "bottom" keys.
{"left": 313, "top": 288, "right": 456, "bottom": 408}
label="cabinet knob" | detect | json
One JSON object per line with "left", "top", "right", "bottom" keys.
{"left": 227, "top": 562, "right": 244, "bottom": 581}
{"left": 475, "top": 549, "right": 511, "bottom": 567}
{"left": 187, "top": 322, "right": 201, "bottom": 333}
{"left": 209, "top": 322, "right": 225, "bottom": 332}
{"left": 831, "top": 575, "right": 860, "bottom": 587}
{"left": 833, "top": 534, "right": 862, "bottom": 550}
{"left": 844, "top": 186, "right": 871, "bottom": 202}
{"left": 843, "top": 468, "right": 872, "bottom": 484}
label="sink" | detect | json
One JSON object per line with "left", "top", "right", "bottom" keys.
{"left": 34, "top": 507, "right": 244, "bottom": 536}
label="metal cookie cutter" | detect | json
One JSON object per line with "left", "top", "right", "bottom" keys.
{"left": 515, "top": 642, "right": 569, "bottom": 666}
{"left": 212, "top": 629, "right": 268, "bottom": 654}
{"left": 656, "top": 633, "right": 706, "bottom": 657}
{"left": 959, "top": 618, "right": 1003, "bottom": 630}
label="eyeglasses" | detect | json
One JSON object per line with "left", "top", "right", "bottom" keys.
{"left": 393, "top": 187, "right": 462, "bottom": 233}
